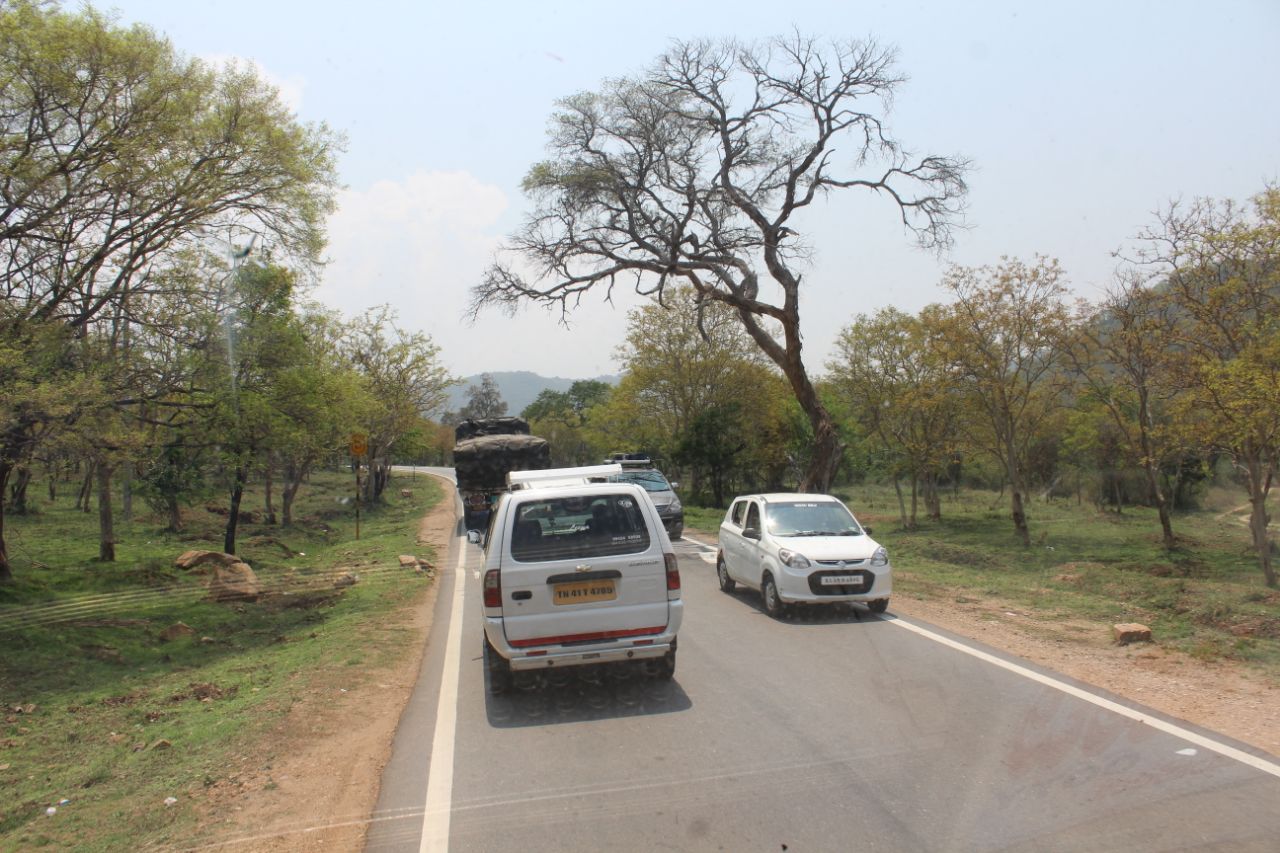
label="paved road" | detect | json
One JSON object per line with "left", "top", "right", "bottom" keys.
{"left": 367, "top": 471, "right": 1280, "bottom": 852}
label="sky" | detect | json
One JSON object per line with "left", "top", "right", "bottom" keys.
{"left": 103, "top": 0, "right": 1280, "bottom": 380}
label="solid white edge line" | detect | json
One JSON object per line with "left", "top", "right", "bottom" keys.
{"left": 885, "top": 616, "right": 1280, "bottom": 780}
{"left": 418, "top": 536, "right": 468, "bottom": 853}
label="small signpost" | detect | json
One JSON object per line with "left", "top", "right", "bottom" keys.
{"left": 350, "top": 433, "right": 367, "bottom": 539}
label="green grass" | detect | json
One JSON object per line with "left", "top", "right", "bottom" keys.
{"left": 0, "top": 469, "right": 443, "bottom": 851}
{"left": 681, "top": 504, "right": 726, "bottom": 535}
{"left": 684, "top": 485, "right": 1280, "bottom": 677}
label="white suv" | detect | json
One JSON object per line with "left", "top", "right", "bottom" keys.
{"left": 473, "top": 466, "right": 683, "bottom": 692}
{"left": 717, "top": 493, "right": 891, "bottom": 617}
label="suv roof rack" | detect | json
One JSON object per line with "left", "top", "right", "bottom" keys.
{"left": 508, "top": 463, "right": 623, "bottom": 490}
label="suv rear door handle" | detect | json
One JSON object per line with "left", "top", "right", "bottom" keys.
{"left": 511, "top": 590, "right": 532, "bottom": 601}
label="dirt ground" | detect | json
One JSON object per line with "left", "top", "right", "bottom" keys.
{"left": 196, "top": 500, "right": 1278, "bottom": 850}
{"left": 188, "top": 482, "right": 454, "bottom": 851}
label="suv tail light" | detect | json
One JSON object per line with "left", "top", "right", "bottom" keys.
{"left": 483, "top": 569, "right": 502, "bottom": 608}
{"left": 665, "top": 553, "right": 681, "bottom": 591}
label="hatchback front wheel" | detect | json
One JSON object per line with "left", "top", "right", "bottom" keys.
{"left": 762, "top": 574, "right": 785, "bottom": 619}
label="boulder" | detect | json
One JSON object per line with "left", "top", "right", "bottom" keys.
{"left": 1113, "top": 623, "right": 1152, "bottom": 645}
{"left": 158, "top": 622, "right": 196, "bottom": 643}
{"left": 207, "top": 562, "right": 261, "bottom": 602}
{"left": 398, "top": 555, "right": 419, "bottom": 568}
{"left": 400, "top": 489, "right": 413, "bottom": 498}
{"left": 175, "top": 550, "right": 243, "bottom": 571}
{"left": 333, "top": 572, "right": 358, "bottom": 589}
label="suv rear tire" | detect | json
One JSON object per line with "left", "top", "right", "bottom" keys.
{"left": 483, "top": 635, "right": 512, "bottom": 695}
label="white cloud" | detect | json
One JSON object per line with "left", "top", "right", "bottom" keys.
{"left": 314, "top": 170, "right": 638, "bottom": 380}
{"left": 201, "top": 53, "right": 306, "bottom": 114}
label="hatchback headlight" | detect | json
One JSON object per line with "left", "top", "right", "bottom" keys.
{"left": 870, "top": 546, "right": 889, "bottom": 567}
{"left": 778, "top": 548, "right": 811, "bottom": 569}
{"left": 669, "top": 497, "right": 682, "bottom": 512}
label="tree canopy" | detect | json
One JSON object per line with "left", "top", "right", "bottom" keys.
{"left": 472, "top": 33, "right": 968, "bottom": 491}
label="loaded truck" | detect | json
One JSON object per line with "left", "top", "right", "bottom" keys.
{"left": 453, "top": 417, "right": 551, "bottom": 530}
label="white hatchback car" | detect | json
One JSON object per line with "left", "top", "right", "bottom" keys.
{"left": 717, "top": 493, "right": 891, "bottom": 617}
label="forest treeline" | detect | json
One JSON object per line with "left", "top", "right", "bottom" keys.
{"left": 478, "top": 191, "right": 1279, "bottom": 587}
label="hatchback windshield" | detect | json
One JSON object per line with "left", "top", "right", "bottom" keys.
{"left": 610, "top": 470, "right": 672, "bottom": 492}
{"left": 765, "top": 501, "right": 862, "bottom": 537}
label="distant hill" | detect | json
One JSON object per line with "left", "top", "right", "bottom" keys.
{"left": 444, "top": 371, "right": 619, "bottom": 420}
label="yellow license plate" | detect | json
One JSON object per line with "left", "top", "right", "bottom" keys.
{"left": 553, "top": 579, "right": 617, "bottom": 605}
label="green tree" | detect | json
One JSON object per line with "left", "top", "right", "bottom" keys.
{"left": 829, "top": 306, "right": 960, "bottom": 528}
{"left": 1065, "top": 273, "right": 1188, "bottom": 546}
{"left": 1136, "top": 189, "right": 1280, "bottom": 586}
{"left": 523, "top": 381, "right": 612, "bottom": 466}
{"left": 205, "top": 263, "right": 302, "bottom": 554}
{"left": 936, "top": 257, "right": 1075, "bottom": 547}
{"left": 343, "top": 307, "right": 456, "bottom": 502}
{"left": 0, "top": 1, "right": 340, "bottom": 579}
{"left": 471, "top": 34, "right": 967, "bottom": 493}
{"left": 588, "top": 287, "right": 783, "bottom": 491}
{"left": 675, "top": 404, "right": 747, "bottom": 508}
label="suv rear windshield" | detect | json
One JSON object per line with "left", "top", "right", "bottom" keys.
{"left": 511, "top": 493, "right": 651, "bottom": 562}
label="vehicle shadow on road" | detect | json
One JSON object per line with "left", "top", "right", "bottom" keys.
{"left": 721, "top": 589, "right": 894, "bottom": 626}
{"left": 482, "top": 667, "right": 693, "bottom": 728}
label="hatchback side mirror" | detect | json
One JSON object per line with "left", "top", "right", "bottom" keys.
{"left": 742, "top": 527, "right": 761, "bottom": 541}
{"left": 467, "top": 529, "right": 483, "bottom": 546}
{"left": 863, "top": 526, "right": 873, "bottom": 536}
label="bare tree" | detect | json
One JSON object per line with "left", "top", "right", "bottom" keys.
{"left": 471, "top": 34, "right": 967, "bottom": 491}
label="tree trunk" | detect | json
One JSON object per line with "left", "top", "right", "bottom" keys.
{"left": 166, "top": 494, "right": 183, "bottom": 533}
{"left": 1005, "top": 434, "right": 1031, "bottom": 546}
{"left": 97, "top": 462, "right": 116, "bottom": 562}
{"left": 925, "top": 471, "right": 942, "bottom": 521}
{"left": 909, "top": 475, "right": 919, "bottom": 528}
{"left": 1112, "top": 475, "right": 1123, "bottom": 515}
{"left": 282, "top": 481, "right": 299, "bottom": 527}
{"left": 263, "top": 458, "right": 277, "bottom": 525}
{"left": 1243, "top": 453, "right": 1276, "bottom": 588}
{"left": 121, "top": 464, "right": 133, "bottom": 522}
{"left": 1142, "top": 462, "right": 1175, "bottom": 549}
{"left": 9, "top": 466, "right": 31, "bottom": 514}
{"left": 892, "top": 478, "right": 908, "bottom": 528}
{"left": 77, "top": 463, "right": 95, "bottom": 513}
{"left": 224, "top": 466, "right": 247, "bottom": 555}
{"left": 0, "top": 460, "right": 13, "bottom": 583}
{"left": 1010, "top": 486, "right": 1031, "bottom": 547}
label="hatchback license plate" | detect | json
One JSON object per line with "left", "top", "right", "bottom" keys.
{"left": 821, "top": 575, "right": 862, "bottom": 586}
{"left": 553, "top": 579, "right": 617, "bottom": 604}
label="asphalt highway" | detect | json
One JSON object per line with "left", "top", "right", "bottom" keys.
{"left": 366, "top": 471, "right": 1280, "bottom": 852}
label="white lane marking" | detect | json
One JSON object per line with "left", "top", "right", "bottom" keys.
{"left": 885, "top": 616, "right": 1280, "bottom": 780}
{"left": 698, "top": 553, "right": 716, "bottom": 564}
{"left": 419, "top": 539, "right": 468, "bottom": 852}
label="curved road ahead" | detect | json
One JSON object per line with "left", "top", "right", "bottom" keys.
{"left": 366, "top": 469, "right": 1280, "bottom": 852}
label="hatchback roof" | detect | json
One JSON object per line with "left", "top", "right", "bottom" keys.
{"left": 735, "top": 493, "right": 843, "bottom": 504}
